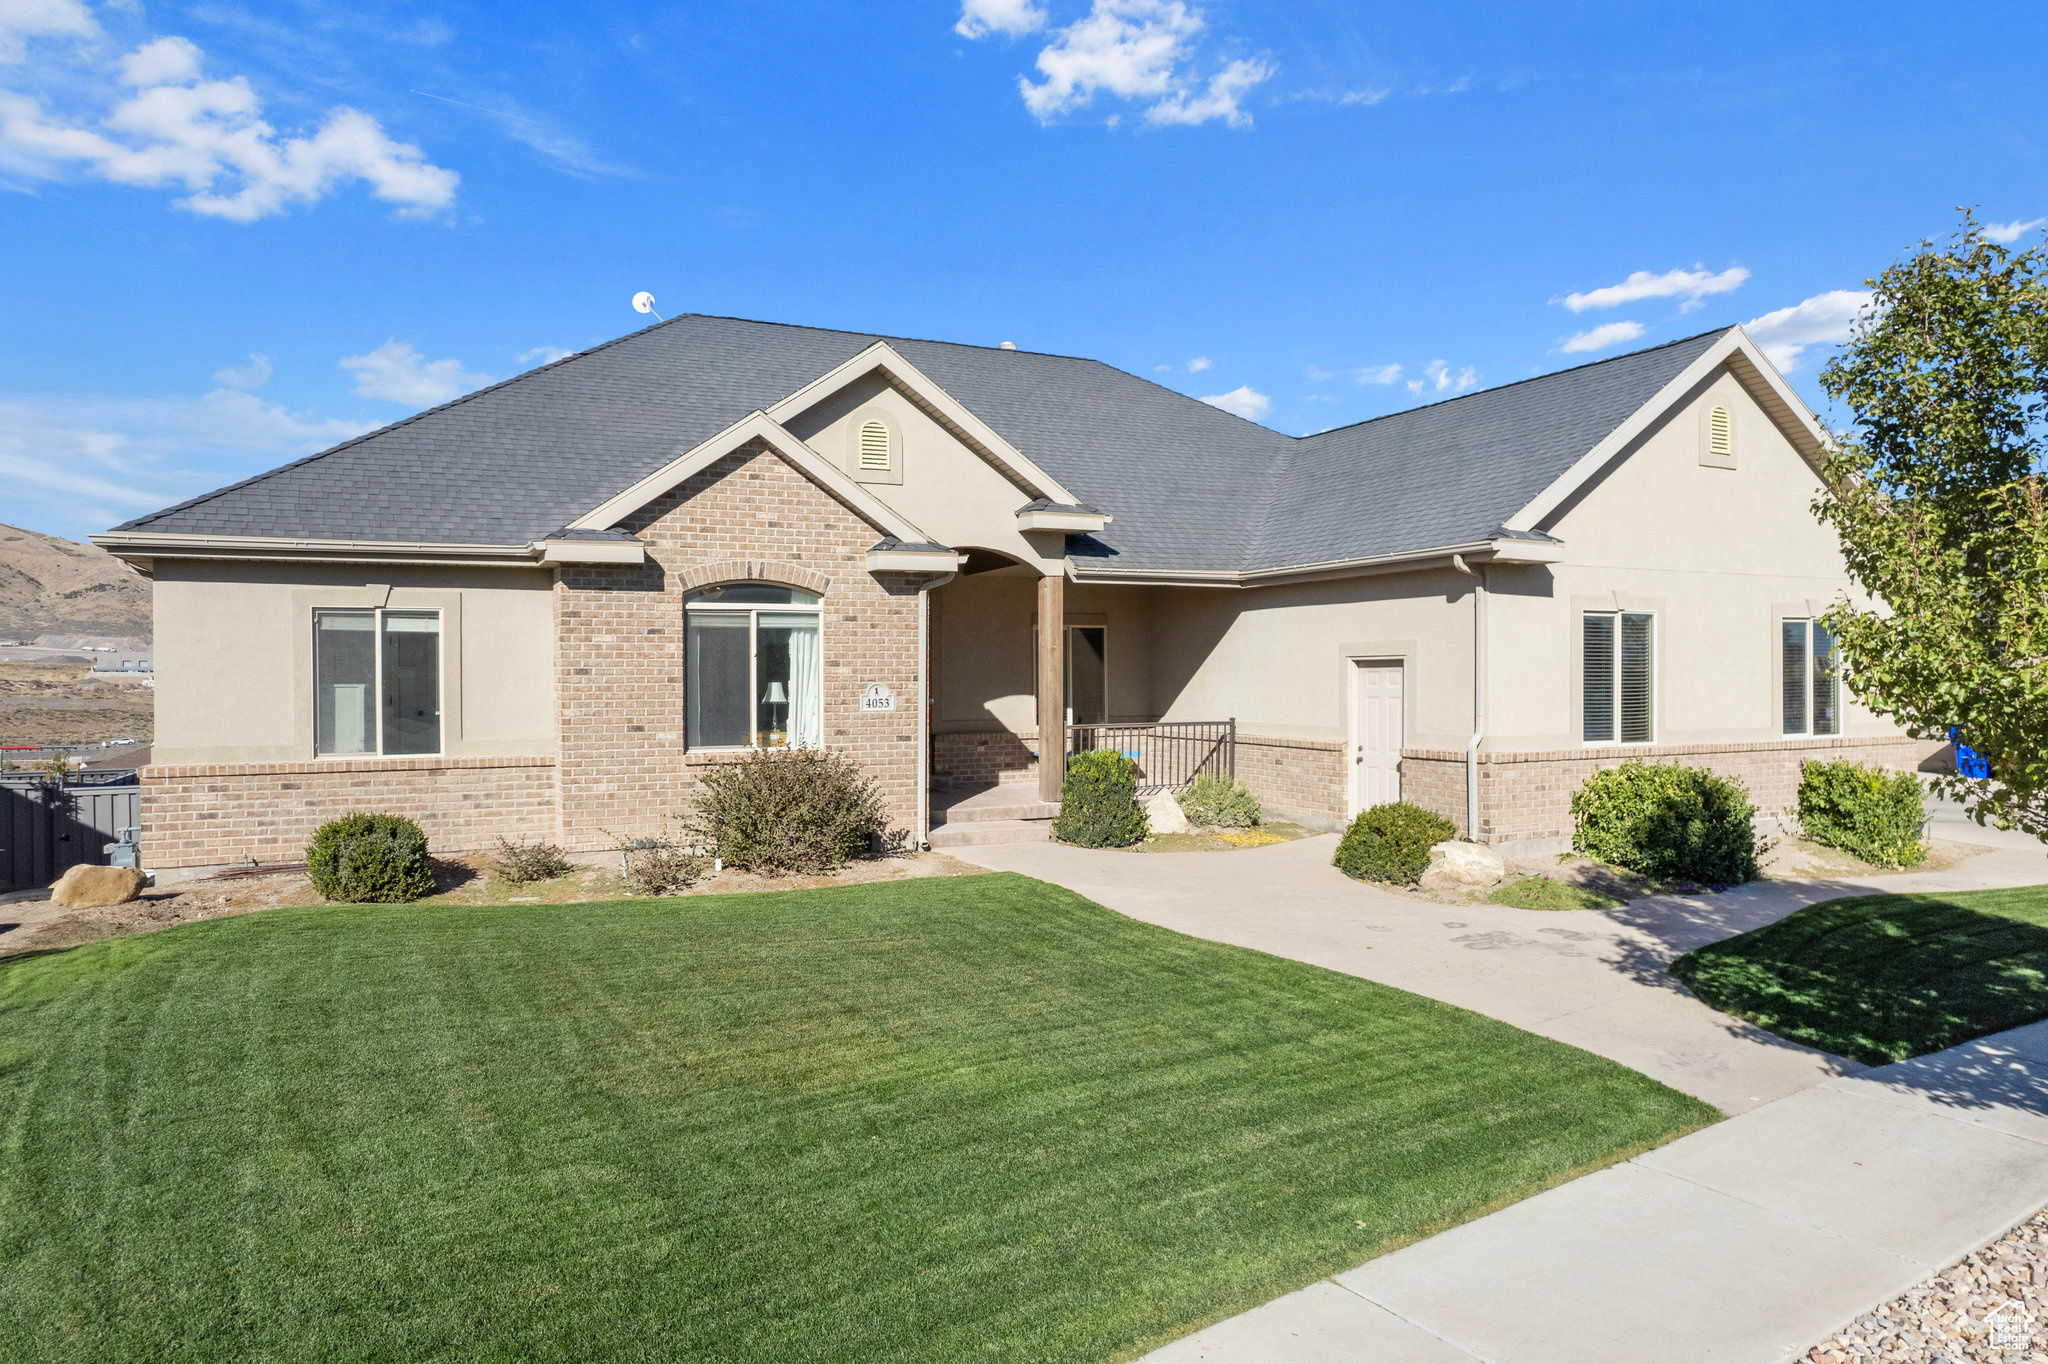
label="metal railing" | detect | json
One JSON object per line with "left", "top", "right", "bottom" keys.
{"left": 1066, "top": 719, "right": 1235, "bottom": 795}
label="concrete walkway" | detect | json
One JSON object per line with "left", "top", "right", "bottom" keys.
{"left": 1142, "top": 1020, "right": 2048, "bottom": 1363}
{"left": 957, "top": 815, "right": 2047, "bottom": 1115}
{"left": 956, "top": 806, "right": 2048, "bottom": 1361}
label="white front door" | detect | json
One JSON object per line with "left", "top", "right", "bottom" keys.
{"left": 1350, "top": 660, "right": 1404, "bottom": 815}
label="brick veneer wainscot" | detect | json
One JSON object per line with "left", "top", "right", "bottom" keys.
{"left": 1399, "top": 734, "right": 1947, "bottom": 845}
{"left": 554, "top": 441, "right": 926, "bottom": 852}
{"left": 139, "top": 756, "right": 556, "bottom": 870}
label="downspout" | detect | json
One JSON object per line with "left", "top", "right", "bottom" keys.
{"left": 916, "top": 570, "right": 957, "bottom": 850}
{"left": 1452, "top": 554, "right": 1488, "bottom": 842}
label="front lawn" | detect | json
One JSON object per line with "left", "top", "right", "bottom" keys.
{"left": 1672, "top": 884, "right": 2048, "bottom": 1065}
{"left": 0, "top": 872, "right": 1712, "bottom": 1362}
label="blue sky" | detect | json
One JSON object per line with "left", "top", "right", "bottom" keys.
{"left": 3, "top": 0, "right": 2044, "bottom": 540}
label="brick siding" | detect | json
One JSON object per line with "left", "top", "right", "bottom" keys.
{"left": 554, "top": 441, "right": 924, "bottom": 851}
{"left": 1235, "top": 734, "right": 1346, "bottom": 828}
{"left": 1401, "top": 734, "right": 1949, "bottom": 845}
{"left": 933, "top": 729, "right": 1039, "bottom": 787}
{"left": 138, "top": 756, "right": 556, "bottom": 870}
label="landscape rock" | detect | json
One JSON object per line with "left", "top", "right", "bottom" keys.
{"left": 50, "top": 864, "right": 147, "bottom": 907}
{"left": 1145, "top": 789, "right": 1189, "bottom": 836}
{"left": 1418, "top": 840, "right": 1505, "bottom": 892}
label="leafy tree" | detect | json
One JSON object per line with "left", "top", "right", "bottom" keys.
{"left": 1814, "top": 213, "right": 2048, "bottom": 837}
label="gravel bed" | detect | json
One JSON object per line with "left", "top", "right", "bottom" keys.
{"left": 1804, "top": 1210, "right": 2048, "bottom": 1362}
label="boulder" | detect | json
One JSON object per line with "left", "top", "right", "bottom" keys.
{"left": 1418, "top": 840, "right": 1505, "bottom": 893}
{"left": 1144, "top": 788, "right": 1189, "bottom": 836}
{"left": 50, "top": 864, "right": 147, "bottom": 908}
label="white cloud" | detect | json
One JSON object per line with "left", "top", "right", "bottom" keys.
{"left": 0, "top": 388, "right": 373, "bottom": 539}
{"left": 1561, "top": 320, "right": 1647, "bottom": 354}
{"left": 212, "top": 352, "right": 273, "bottom": 389}
{"left": 1560, "top": 266, "right": 1750, "bottom": 314}
{"left": 1200, "top": 384, "right": 1270, "bottom": 420}
{"left": 1279, "top": 87, "right": 1391, "bottom": 107}
{"left": 1405, "top": 361, "right": 1476, "bottom": 397}
{"left": 1743, "top": 290, "right": 1873, "bottom": 372}
{"left": 0, "top": 0, "right": 96, "bottom": 63}
{"left": 517, "top": 345, "right": 574, "bottom": 368}
{"left": 0, "top": 30, "right": 457, "bottom": 220}
{"left": 1355, "top": 362, "right": 1402, "bottom": 385}
{"left": 956, "top": 0, "right": 1046, "bottom": 38}
{"left": 1985, "top": 217, "right": 2046, "bottom": 244}
{"left": 1011, "top": 0, "right": 1272, "bottom": 128}
{"left": 410, "top": 89, "right": 632, "bottom": 179}
{"left": 340, "top": 340, "right": 490, "bottom": 406}
{"left": 1186, "top": 355, "right": 1211, "bottom": 372}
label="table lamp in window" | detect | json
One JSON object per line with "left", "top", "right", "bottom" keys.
{"left": 763, "top": 680, "right": 788, "bottom": 747}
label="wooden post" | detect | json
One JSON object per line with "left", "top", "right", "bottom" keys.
{"left": 1037, "top": 572, "right": 1065, "bottom": 804}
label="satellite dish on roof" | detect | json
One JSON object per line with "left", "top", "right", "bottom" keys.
{"left": 631, "top": 291, "right": 663, "bottom": 321}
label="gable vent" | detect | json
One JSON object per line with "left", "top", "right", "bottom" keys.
{"left": 1709, "top": 405, "right": 1733, "bottom": 457}
{"left": 858, "top": 420, "right": 891, "bottom": 471}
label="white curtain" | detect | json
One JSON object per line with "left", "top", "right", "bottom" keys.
{"left": 788, "top": 619, "right": 821, "bottom": 747}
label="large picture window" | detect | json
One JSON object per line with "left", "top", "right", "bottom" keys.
{"left": 685, "top": 584, "right": 822, "bottom": 749}
{"left": 314, "top": 609, "right": 441, "bottom": 756}
{"left": 1782, "top": 619, "right": 1840, "bottom": 736}
{"left": 1583, "top": 611, "right": 1654, "bottom": 745}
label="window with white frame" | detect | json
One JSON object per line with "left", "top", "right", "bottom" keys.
{"left": 1583, "top": 611, "right": 1655, "bottom": 744}
{"left": 1782, "top": 618, "right": 1840, "bottom": 736}
{"left": 684, "top": 584, "right": 822, "bottom": 749}
{"left": 314, "top": 609, "right": 442, "bottom": 756}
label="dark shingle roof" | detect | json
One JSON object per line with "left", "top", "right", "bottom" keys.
{"left": 114, "top": 315, "right": 1729, "bottom": 575}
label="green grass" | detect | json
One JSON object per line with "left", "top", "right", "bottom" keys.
{"left": 0, "top": 873, "right": 1713, "bottom": 1363}
{"left": 1490, "top": 875, "right": 1626, "bottom": 912}
{"left": 1672, "top": 884, "right": 2048, "bottom": 1065}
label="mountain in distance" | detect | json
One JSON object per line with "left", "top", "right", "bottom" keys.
{"left": 0, "top": 523, "right": 151, "bottom": 643}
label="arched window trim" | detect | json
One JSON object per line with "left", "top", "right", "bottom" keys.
{"left": 684, "top": 581, "right": 823, "bottom": 750}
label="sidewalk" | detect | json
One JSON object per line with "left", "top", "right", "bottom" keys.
{"left": 1140, "top": 1020, "right": 2048, "bottom": 1363}
{"left": 957, "top": 815, "right": 2047, "bottom": 1114}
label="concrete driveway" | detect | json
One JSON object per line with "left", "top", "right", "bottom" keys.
{"left": 957, "top": 806, "right": 2048, "bottom": 1115}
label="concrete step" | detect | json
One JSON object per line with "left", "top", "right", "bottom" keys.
{"left": 928, "top": 818, "right": 1052, "bottom": 849}
{"left": 934, "top": 798, "right": 1059, "bottom": 824}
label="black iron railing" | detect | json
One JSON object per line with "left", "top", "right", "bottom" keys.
{"left": 1066, "top": 719, "right": 1235, "bottom": 795}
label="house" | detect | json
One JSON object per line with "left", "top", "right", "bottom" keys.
{"left": 93, "top": 316, "right": 1941, "bottom": 874}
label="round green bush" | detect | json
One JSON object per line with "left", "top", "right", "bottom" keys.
{"left": 1051, "top": 751, "right": 1148, "bottom": 848}
{"left": 1333, "top": 802, "right": 1456, "bottom": 884}
{"left": 1796, "top": 759, "right": 1927, "bottom": 867}
{"left": 1177, "top": 774, "right": 1262, "bottom": 829}
{"left": 1570, "top": 760, "right": 1759, "bottom": 886}
{"left": 305, "top": 812, "right": 436, "bottom": 903}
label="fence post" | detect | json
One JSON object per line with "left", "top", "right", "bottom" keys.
{"left": 1228, "top": 718, "right": 1236, "bottom": 781}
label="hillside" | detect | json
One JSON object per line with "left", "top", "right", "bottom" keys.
{"left": 0, "top": 523, "right": 151, "bottom": 643}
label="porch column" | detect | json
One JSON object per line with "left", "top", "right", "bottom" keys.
{"left": 1037, "top": 571, "right": 1064, "bottom": 803}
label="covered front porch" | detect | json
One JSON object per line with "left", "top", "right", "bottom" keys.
{"left": 923, "top": 553, "right": 1238, "bottom": 845}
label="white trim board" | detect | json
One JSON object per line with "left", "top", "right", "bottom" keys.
{"left": 1503, "top": 326, "right": 1832, "bottom": 535}
{"left": 568, "top": 410, "right": 938, "bottom": 545}
{"left": 764, "top": 341, "right": 1082, "bottom": 507}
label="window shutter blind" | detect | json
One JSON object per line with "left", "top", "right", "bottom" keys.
{"left": 1782, "top": 620, "right": 1808, "bottom": 735}
{"left": 1709, "top": 405, "right": 1733, "bottom": 458}
{"left": 858, "top": 420, "right": 891, "bottom": 471}
{"left": 1620, "top": 612, "right": 1654, "bottom": 743}
{"left": 1582, "top": 614, "right": 1615, "bottom": 743}
{"left": 1812, "top": 621, "right": 1839, "bottom": 736}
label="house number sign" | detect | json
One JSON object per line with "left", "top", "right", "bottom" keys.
{"left": 859, "top": 682, "right": 897, "bottom": 713}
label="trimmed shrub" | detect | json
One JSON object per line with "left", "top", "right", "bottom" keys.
{"left": 1178, "top": 774, "right": 1262, "bottom": 829}
{"left": 1333, "top": 802, "right": 1455, "bottom": 885}
{"left": 491, "top": 836, "right": 575, "bottom": 885}
{"left": 1571, "top": 760, "right": 1760, "bottom": 886}
{"left": 1797, "top": 759, "right": 1927, "bottom": 867}
{"left": 692, "top": 747, "right": 888, "bottom": 875}
{"left": 1051, "top": 751, "right": 1148, "bottom": 848}
{"left": 306, "top": 812, "right": 435, "bottom": 903}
